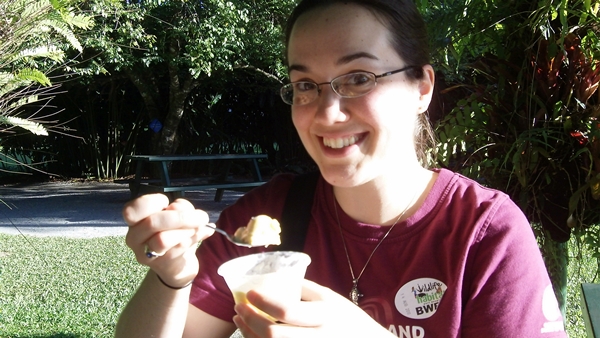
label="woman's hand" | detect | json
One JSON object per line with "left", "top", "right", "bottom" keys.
{"left": 232, "top": 280, "right": 394, "bottom": 338}
{"left": 122, "top": 194, "right": 215, "bottom": 288}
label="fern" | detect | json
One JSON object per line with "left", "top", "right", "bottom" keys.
{"left": 0, "top": 76, "right": 30, "bottom": 98}
{"left": 0, "top": 0, "right": 91, "bottom": 137}
{"left": 15, "top": 45, "right": 66, "bottom": 63}
{"left": 18, "top": 0, "right": 48, "bottom": 19}
{"left": 38, "top": 18, "right": 82, "bottom": 52}
{"left": 0, "top": 72, "right": 15, "bottom": 88}
{"left": 7, "top": 94, "right": 42, "bottom": 111}
{"left": 15, "top": 68, "right": 51, "bottom": 87}
{"left": 0, "top": 69, "right": 50, "bottom": 98}
{"left": 68, "top": 14, "right": 94, "bottom": 30}
{"left": 0, "top": 116, "right": 48, "bottom": 136}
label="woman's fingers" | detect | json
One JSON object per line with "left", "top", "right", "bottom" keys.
{"left": 123, "top": 195, "right": 213, "bottom": 262}
{"left": 144, "top": 228, "right": 198, "bottom": 257}
{"left": 235, "top": 280, "right": 382, "bottom": 338}
{"left": 233, "top": 302, "right": 283, "bottom": 338}
{"left": 234, "top": 299, "right": 320, "bottom": 338}
{"left": 125, "top": 209, "right": 208, "bottom": 251}
{"left": 145, "top": 208, "right": 209, "bottom": 232}
{"left": 122, "top": 194, "right": 170, "bottom": 226}
{"left": 164, "top": 198, "right": 196, "bottom": 211}
{"left": 243, "top": 279, "right": 329, "bottom": 327}
{"left": 241, "top": 279, "right": 356, "bottom": 325}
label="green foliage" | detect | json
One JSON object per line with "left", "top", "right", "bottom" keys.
{"left": 430, "top": 0, "right": 600, "bottom": 242}
{"left": 79, "top": 0, "right": 291, "bottom": 78}
{"left": 427, "top": 0, "right": 600, "bottom": 316}
{"left": 0, "top": 0, "right": 92, "bottom": 136}
{"left": 423, "top": 0, "right": 527, "bottom": 79}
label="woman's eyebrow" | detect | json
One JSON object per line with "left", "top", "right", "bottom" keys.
{"left": 288, "top": 64, "right": 308, "bottom": 73}
{"left": 336, "top": 52, "right": 379, "bottom": 65}
{"left": 288, "top": 52, "right": 379, "bottom": 74}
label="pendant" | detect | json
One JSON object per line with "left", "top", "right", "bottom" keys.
{"left": 350, "top": 279, "right": 363, "bottom": 305}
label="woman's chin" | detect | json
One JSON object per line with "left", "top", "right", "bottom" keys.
{"left": 317, "top": 164, "right": 368, "bottom": 188}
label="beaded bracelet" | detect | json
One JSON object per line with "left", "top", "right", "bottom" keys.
{"left": 156, "top": 274, "right": 193, "bottom": 290}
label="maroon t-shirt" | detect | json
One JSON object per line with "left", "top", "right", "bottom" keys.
{"left": 190, "top": 169, "right": 566, "bottom": 337}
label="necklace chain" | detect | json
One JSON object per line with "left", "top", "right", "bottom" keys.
{"left": 333, "top": 192, "right": 417, "bottom": 305}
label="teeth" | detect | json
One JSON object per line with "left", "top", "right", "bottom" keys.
{"left": 323, "top": 135, "right": 359, "bottom": 149}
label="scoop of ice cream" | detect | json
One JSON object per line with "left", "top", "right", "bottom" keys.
{"left": 233, "top": 215, "right": 281, "bottom": 247}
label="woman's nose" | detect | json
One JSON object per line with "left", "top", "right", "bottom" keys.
{"left": 314, "top": 86, "right": 348, "bottom": 124}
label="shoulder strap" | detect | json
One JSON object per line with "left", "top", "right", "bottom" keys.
{"left": 278, "top": 171, "right": 320, "bottom": 252}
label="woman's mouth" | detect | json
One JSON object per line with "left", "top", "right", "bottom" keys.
{"left": 323, "top": 135, "right": 360, "bottom": 149}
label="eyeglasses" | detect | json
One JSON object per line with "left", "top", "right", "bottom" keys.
{"left": 279, "top": 66, "right": 416, "bottom": 106}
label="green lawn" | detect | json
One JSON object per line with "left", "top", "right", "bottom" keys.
{"left": 0, "top": 234, "right": 146, "bottom": 337}
{"left": 0, "top": 233, "right": 597, "bottom": 337}
{"left": 565, "top": 238, "right": 599, "bottom": 338}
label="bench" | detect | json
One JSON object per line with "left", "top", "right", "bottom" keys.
{"left": 581, "top": 283, "right": 600, "bottom": 337}
{"left": 124, "top": 154, "right": 268, "bottom": 202}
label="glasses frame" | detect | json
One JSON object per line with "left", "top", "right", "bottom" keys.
{"left": 280, "top": 65, "right": 416, "bottom": 106}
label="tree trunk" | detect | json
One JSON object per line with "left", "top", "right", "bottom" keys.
{"left": 126, "top": 39, "right": 197, "bottom": 156}
{"left": 156, "top": 39, "right": 197, "bottom": 155}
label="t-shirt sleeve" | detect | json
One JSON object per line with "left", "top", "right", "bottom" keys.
{"left": 188, "top": 173, "right": 294, "bottom": 322}
{"left": 461, "top": 196, "right": 567, "bottom": 337}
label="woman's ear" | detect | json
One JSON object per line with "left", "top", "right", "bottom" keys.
{"left": 417, "top": 65, "right": 435, "bottom": 114}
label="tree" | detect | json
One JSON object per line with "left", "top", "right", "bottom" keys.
{"left": 78, "top": 0, "right": 294, "bottom": 156}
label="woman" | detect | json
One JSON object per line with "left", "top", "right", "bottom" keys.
{"left": 115, "top": 0, "right": 567, "bottom": 337}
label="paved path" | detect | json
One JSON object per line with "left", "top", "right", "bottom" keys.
{"left": 0, "top": 181, "right": 242, "bottom": 238}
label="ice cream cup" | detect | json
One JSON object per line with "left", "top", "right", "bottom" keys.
{"left": 217, "top": 251, "right": 311, "bottom": 319}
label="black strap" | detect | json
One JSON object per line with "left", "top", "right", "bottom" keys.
{"left": 278, "top": 171, "right": 320, "bottom": 252}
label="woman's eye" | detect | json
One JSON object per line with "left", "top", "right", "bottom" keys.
{"left": 294, "top": 82, "right": 316, "bottom": 92}
{"left": 346, "top": 73, "right": 371, "bottom": 85}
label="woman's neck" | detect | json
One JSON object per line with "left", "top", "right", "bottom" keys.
{"left": 333, "top": 167, "right": 436, "bottom": 226}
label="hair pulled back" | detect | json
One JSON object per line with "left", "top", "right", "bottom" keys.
{"left": 284, "top": 0, "right": 437, "bottom": 166}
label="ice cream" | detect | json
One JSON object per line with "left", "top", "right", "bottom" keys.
{"left": 233, "top": 215, "right": 281, "bottom": 247}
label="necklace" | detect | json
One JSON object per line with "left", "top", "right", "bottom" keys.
{"left": 333, "top": 192, "right": 417, "bottom": 305}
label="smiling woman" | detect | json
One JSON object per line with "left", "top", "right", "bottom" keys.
{"left": 115, "top": 1, "right": 567, "bottom": 337}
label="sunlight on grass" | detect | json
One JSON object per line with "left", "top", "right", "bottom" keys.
{"left": 0, "top": 234, "right": 146, "bottom": 337}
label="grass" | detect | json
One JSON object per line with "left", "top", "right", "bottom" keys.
{"left": 0, "top": 233, "right": 597, "bottom": 337}
{"left": 565, "top": 236, "right": 599, "bottom": 338}
{"left": 0, "top": 234, "right": 146, "bottom": 337}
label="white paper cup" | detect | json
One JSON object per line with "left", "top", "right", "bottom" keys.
{"left": 218, "top": 251, "right": 311, "bottom": 309}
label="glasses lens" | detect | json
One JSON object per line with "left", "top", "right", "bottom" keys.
{"left": 280, "top": 82, "right": 318, "bottom": 105}
{"left": 332, "top": 72, "right": 376, "bottom": 97}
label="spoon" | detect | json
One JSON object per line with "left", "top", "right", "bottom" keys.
{"left": 205, "top": 222, "right": 253, "bottom": 248}
{"left": 145, "top": 222, "right": 252, "bottom": 258}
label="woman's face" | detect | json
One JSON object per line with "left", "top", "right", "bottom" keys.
{"left": 288, "top": 3, "right": 434, "bottom": 187}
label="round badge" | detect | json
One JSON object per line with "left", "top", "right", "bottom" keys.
{"left": 395, "top": 278, "right": 447, "bottom": 319}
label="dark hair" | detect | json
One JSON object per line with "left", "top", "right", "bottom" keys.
{"left": 284, "top": 0, "right": 437, "bottom": 166}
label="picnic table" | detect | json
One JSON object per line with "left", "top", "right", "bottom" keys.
{"left": 124, "top": 154, "right": 268, "bottom": 202}
{"left": 581, "top": 283, "right": 600, "bottom": 337}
